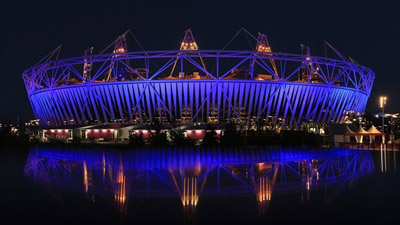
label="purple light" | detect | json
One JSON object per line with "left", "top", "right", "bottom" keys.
{"left": 22, "top": 31, "right": 374, "bottom": 127}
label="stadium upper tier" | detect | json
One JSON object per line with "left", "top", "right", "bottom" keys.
{"left": 22, "top": 29, "right": 375, "bottom": 127}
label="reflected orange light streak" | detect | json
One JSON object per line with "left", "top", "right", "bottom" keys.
{"left": 114, "top": 163, "right": 126, "bottom": 211}
{"left": 181, "top": 177, "right": 198, "bottom": 207}
{"left": 258, "top": 177, "right": 271, "bottom": 202}
{"left": 83, "top": 161, "right": 88, "bottom": 193}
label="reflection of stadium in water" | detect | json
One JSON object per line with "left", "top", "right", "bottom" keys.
{"left": 24, "top": 147, "right": 374, "bottom": 215}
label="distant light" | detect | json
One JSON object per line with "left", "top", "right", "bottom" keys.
{"left": 94, "top": 129, "right": 99, "bottom": 132}
{"left": 379, "top": 96, "right": 387, "bottom": 108}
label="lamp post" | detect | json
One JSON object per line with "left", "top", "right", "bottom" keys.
{"left": 379, "top": 96, "right": 387, "bottom": 140}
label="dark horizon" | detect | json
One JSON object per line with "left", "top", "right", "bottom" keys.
{"left": 1, "top": 0, "right": 399, "bottom": 123}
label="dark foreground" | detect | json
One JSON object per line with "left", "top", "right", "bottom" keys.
{"left": 1, "top": 145, "right": 399, "bottom": 225}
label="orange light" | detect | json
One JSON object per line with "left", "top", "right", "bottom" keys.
{"left": 379, "top": 96, "right": 387, "bottom": 108}
{"left": 83, "top": 162, "right": 88, "bottom": 193}
{"left": 181, "top": 177, "right": 198, "bottom": 207}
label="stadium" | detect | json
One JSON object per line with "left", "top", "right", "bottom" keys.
{"left": 22, "top": 29, "right": 375, "bottom": 132}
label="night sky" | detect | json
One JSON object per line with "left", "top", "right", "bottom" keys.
{"left": 1, "top": 0, "right": 399, "bottom": 122}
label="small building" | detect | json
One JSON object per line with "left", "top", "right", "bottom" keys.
{"left": 40, "top": 127, "right": 73, "bottom": 142}
{"left": 82, "top": 124, "right": 121, "bottom": 141}
{"left": 129, "top": 124, "right": 174, "bottom": 141}
{"left": 181, "top": 123, "right": 225, "bottom": 142}
{"left": 129, "top": 124, "right": 153, "bottom": 140}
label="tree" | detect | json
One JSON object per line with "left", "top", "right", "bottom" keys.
{"left": 169, "top": 129, "right": 194, "bottom": 146}
{"left": 149, "top": 119, "right": 168, "bottom": 146}
{"left": 129, "top": 133, "right": 145, "bottom": 147}
{"left": 202, "top": 124, "right": 219, "bottom": 146}
{"left": 220, "top": 121, "right": 243, "bottom": 146}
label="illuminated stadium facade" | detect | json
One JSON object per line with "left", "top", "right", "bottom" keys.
{"left": 22, "top": 29, "right": 375, "bottom": 128}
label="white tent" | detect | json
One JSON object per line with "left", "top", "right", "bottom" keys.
{"left": 366, "top": 125, "right": 384, "bottom": 143}
{"left": 344, "top": 126, "right": 355, "bottom": 143}
{"left": 367, "top": 125, "right": 382, "bottom": 134}
{"left": 354, "top": 126, "right": 368, "bottom": 143}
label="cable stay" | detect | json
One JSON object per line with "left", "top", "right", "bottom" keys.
{"left": 127, "top": 29, "right": 163, "bottom": 80}
{"left": 27, "top": 45, "right": 63, "bottom": 92}
{"left": 35, "top": 44, "right": 62, "bottom": 66}
{"left": 222, "top": 27, "right": 257, "bottom": 50}
{"left": 324, "top": 40, "right": 349, "bottom": 62}
{"left": 127, "top": 30, "right": 147, "bottom": 53}
{"left": 348, "top": 56, "right": 361, "bottom": 66}
{"left": 33, "top": 45, "right": 63, "bottom": 88}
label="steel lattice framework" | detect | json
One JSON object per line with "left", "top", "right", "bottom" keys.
{"left": 22, "top": 30, "right": 375, "bottom": 127}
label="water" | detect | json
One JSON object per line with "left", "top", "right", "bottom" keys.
{"left": 1, "top": 145, "right": 399, "bottom": 225}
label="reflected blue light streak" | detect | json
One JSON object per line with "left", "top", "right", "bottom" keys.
{"left": 24, "top": 147, "right": 374, "bottom": 214}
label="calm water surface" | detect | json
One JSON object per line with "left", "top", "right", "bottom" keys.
{"left": 1, "top": 145, "right": 399, "bottom": 225}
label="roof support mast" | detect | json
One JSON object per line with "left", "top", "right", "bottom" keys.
{"left": 300, "top": 44, "right": 311, "bottom": 82}
{"left": 169, "top": 29, "right": 206, "bottom": 78}
{"left": 83, "top": 47, "right": 93, "bottom": 82}
{"left": 253, "top": 33, "right": 279, "bottom": 79}
{"left": 106, "top": 31, "right": 130, "bottom": 81}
